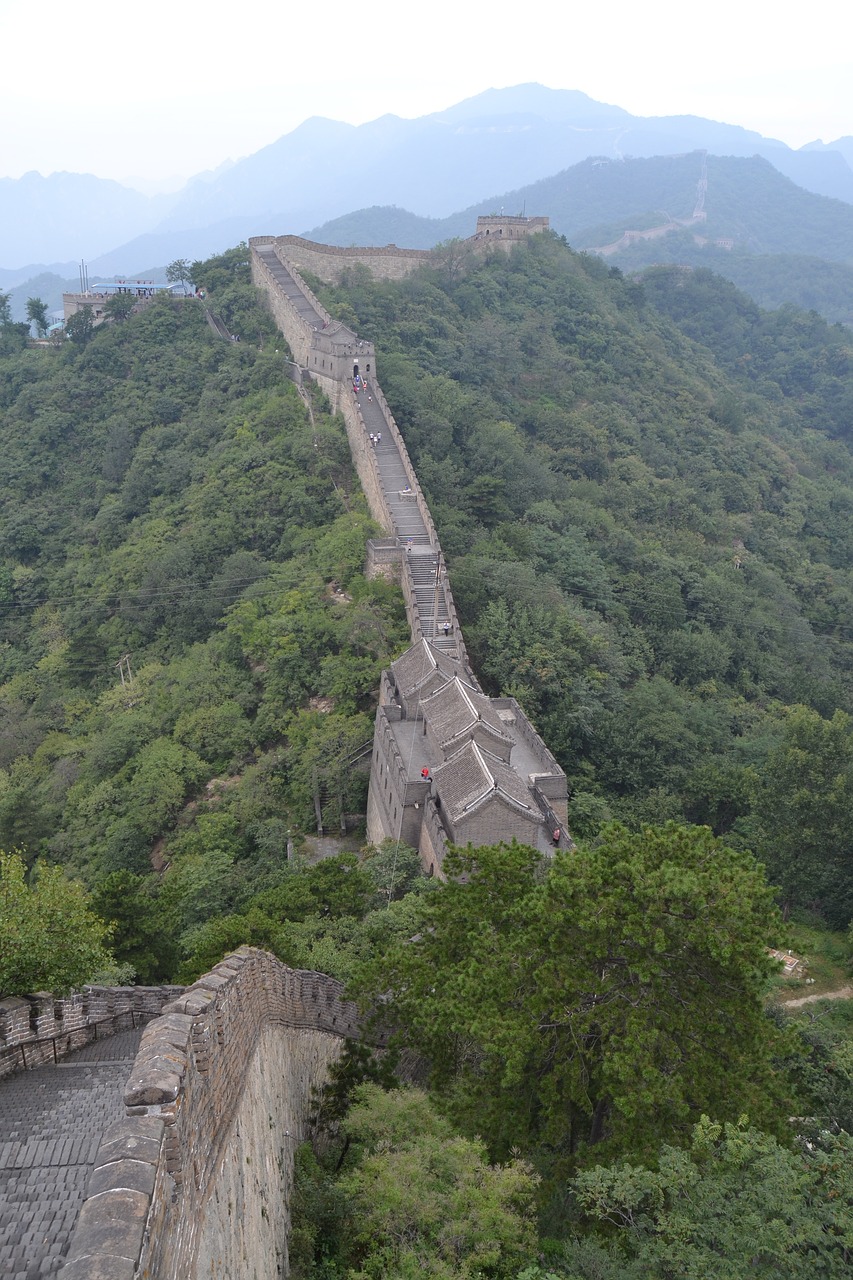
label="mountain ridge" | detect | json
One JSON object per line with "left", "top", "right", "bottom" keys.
{"left": 3, "top": 84, "right": 852, "bottom": 273}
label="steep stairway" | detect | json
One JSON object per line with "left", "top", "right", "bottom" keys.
{"left": 0, "top": 1028, "right": 142, "bottom": 1278}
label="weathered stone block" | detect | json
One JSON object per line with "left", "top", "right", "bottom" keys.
{"left": 96, "top": 1117, "right": 164, "bottom": 1167}
{"left": 162, "top": 991, "right": 214, "bottom": 1016}
{"left": 60, "top": 1255, "right": 137, "bottom": 1280}
{"left": 140, "top": 1013, "right": 192, "bottom": 1049}
{"left": 77, "top": 1187, "right": 150, "bottom": 1225}
{"left": 125, "top": 1070, "right": 182, "bottom": 1106}
{"left": 87, "top": 1157, "right": 157, "bottom": 1198}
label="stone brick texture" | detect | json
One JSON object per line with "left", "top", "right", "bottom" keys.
{"left": 62, "top": 950, "right": 366, "bottom": 1279}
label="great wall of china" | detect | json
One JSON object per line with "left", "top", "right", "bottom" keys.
{"left": 1, "top": 215, "right": 570, "bottom": 1278}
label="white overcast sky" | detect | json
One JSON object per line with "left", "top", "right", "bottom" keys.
{"left": 1, "top": 0, "right": 850, "bottom": 189}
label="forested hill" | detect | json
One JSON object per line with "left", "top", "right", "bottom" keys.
{"left": 314, "top": 234, "right": 853, "bottom": 926}
{"left": 0, "top": 258, "right": 408, "bottom": 979}
{"left": 5, "top": 237, "right": 853, "bottom": 1274}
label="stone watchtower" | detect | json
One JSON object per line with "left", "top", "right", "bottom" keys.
{"left": 474, "top": 215, "right": 550, "bottom": 247}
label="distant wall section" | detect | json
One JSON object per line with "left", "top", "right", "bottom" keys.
{"left": 264, "top": 235, "right": 431, "bottom": 283}
{"left": 0, "top": 985, "right": 181, "bottom": 1081}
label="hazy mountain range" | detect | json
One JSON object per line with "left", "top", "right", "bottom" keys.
{"left": 3, "top": 83, "right": 852, "bottom": 323}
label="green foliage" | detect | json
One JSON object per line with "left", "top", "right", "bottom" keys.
{"left": 753, "top": 707, "right": 853, "bottom": 926}
{"left": 569, "top": 1117, "right": 853, "bottom": 1278}
{"left": 359, "top": 828, "right": 786, "bottom": 1173}
{"left": 321, "top": 232, "right": 853, "bottom": 927}
{"left": 336, "top": 1085, "right": 540, "bottom": 1279}
{"left": 0, "top": 850, "right": 112, "bottom": 996}
{"left": 0, "top": 258, "right": 405, "bottom": 915}
{"left": 360, "top": 837, "right": 424, "bottom": 903}
{"left": 64, "top": 305, "right": 94, "bottom": 344}
{"left": 103, "top": 293, "right": 136, "bottom": 323}
{"left": 25, "top": 297, "right": 49, "bottom": 338}
{"left": 165, "top": 259, "right": 193, "bottom": 290}
{"left": 90, "top": 870, "right": 176, "bottom": 983}
{"left": 252, "top": 853, "right": 373, "bottom": 924}
{"left": 289, "top": 1142, "right": 352, "bottom": 1279}
{"left": 310, "top": 1038, "right": 400, "bottom": 1130}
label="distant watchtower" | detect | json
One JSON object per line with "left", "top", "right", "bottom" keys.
{"left": 474, "top": 215, "right": 550, "bottom": 245}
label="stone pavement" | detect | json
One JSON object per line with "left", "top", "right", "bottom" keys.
{"left": 0, "top": 1028, "right": 142, "bottom": 1279}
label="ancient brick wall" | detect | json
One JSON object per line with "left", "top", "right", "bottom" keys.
{"left": 418, "top": 798, "right": 450, "bottom": 878}
{"left": 262, "top": 235, "right": 431, "bottom": 283}
{"left": 61, "top": 949, "right": 365, "bottom": 1279}
{"left": 0, "top": 986, "right": 181, "bottom": 1080}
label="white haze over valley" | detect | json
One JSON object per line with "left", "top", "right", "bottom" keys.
{"left": 0, "top": 0, "right": 849, "bottom": 188}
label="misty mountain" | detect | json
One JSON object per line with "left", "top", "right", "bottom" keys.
{"left": 303, "top": 153, "right": 853, "bottom": 324}
{"left": 0, "top": 171, "right": 176, "bottom": 267}
{"left": 308, "top": 153, "right": 853, "bottom": 261}
{"left": 4, "top": 83, "right": 853, "bottom": 279}
{"left": 154, "top": 84, "right": 853, "bottom": 238}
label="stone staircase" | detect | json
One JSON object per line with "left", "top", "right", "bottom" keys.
{"left": 254, "top": 245, "right": 323, "bottom": 326}
{"left": 0, "top": 1028, "right": 143, "bottom": 1278}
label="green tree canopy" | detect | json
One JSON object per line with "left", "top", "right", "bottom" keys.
{"left": 754, "top": 706, "right": 853, "bottom": 926}
{"left": 64, "top": 304, "right": 94, "bottom": 344}
{"left": 360, "top": 827, "right": 786, "bottom": 1172}
{"left": 0, "top": 850, "right": 113, "bottom": 996}
{"left": 165, "top": 259, "right": 193, "bottom": 292}
{"left": 25, "top": 296, "right": 49, "bottom": 338}
{"left": 568, "top": 1117, "right": 853, "bottom": 1279}
{"left": 335, "top": 1085, "right": 539, "bottom": 1279}
{"left": 103, "top": 292, "right": 136, "bottom": 323}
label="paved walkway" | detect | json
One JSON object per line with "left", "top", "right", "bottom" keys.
{"left": 0, "top": 1028, "right": 142, "bottom": 1279}
{"left": 781, "top": 984, "right": 853, "bottom": 1008}
{"left": 356, "top": 386, "right": 456, "bottom": 654}
{"left": 256, "top": 247, "right": 458, "bottom": 657}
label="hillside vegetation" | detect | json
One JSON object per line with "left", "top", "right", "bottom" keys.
{"left": 307, "top": 153, "right": 853, "bottom": 324}
{"left": 3, "top": 234, "right": 853, "bottom": 1272}
{"left": 314, "top": 232, "right": 853, "bottom": 925}
{"left": 0, "top": 254, "right": 408, "bottom": 979}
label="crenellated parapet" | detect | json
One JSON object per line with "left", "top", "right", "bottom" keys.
{"left": 0, "top": 985, "right": 182, "bottom": 1080}
{"left": 60, "top": 949, "right": 369, "bottom": 1280}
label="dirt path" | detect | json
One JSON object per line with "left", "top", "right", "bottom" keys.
{"left": 782, "top": 984, "right": 853, "bottom": 1008}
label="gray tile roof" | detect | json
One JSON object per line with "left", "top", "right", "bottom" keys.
{"left": 432, "top": 741, "right": 541, "bottom": 826}
{"left": 421, "top": 677, "right": 514, "bottom": 757}
{"left": 391, "top": 638, "right": 457, "bottom": 710}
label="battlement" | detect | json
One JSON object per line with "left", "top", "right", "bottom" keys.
{"left": 475, "top": 214, "right": 550, "bottom": 241}
{"left": 60, "top": 949, "right": 366, "bottom": 1279}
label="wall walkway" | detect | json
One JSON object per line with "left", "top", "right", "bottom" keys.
{"left": 0, "top": 1030, "right": 143, "bottom": 1279}
{"left": 251, "top": 239, "right": 467, "bottom": 662}
{"left": 53, "top": 950, "right": 363, "bottom": 1279}
{"left": 250, "top": 233, "right": 567, "bottom": 872}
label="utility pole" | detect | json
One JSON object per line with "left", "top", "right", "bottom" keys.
{"left": 115, "top": 654, "right": 133, "bottom": 687}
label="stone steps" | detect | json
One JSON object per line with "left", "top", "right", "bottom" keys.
{"left": 0, "top": 1029, "right": 143, "bottom": 1277}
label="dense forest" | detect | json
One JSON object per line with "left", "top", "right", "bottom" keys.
{"left": 0, "top": 251, "right": 409, "bottom": 983}
{"left": 2, "top": 235, "right": 853, "bottom": 1273}
{"left": 314, "top": 236, "right": 853, "bottom": 923}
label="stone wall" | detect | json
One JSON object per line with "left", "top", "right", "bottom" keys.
{"left": 0, "top": 986, "right": 182, "bottom": 1080}
{"left": 258, "top": 235, "right": 431, "bottom": 284}
{"left": 61, "top": 949, "right": 365, "bottom": 1279}
{"left": 249, "top": 231, "right": 565, "bottom": 867}
{"left": 365, "top": 711, "right": 430, "bottom": 850}
{"left": 418, "top": 798, "right": 450, "bottom": 878}
{"left": 250, "top": 250, "right": 316, "bottom": 371}
{"left": 492, "top": 696, "right": 568, "bottom": 822}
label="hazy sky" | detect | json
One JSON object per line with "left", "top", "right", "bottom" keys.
{"left": 2, "top": 0, "right": 850, "bottom": 190}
